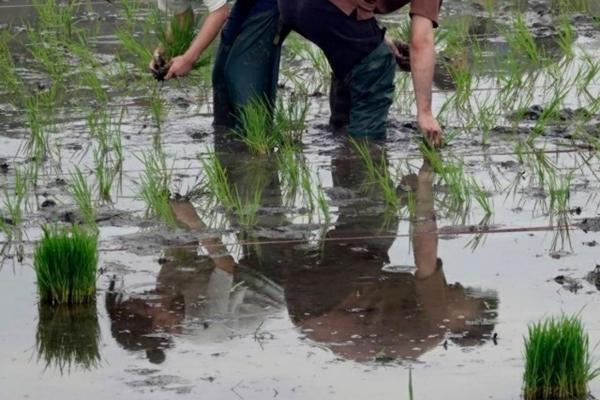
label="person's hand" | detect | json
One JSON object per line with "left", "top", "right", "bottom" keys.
{"left": 418, "top": 113, "right": 443, "bottom": 148}
{"left": 384, "top": 36, "right": 401, "bottom": 58}
{"left": 165, "top": 54, "right": 194, "bottom": 80}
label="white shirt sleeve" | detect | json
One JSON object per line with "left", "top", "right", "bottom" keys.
{"left": 203, "top": 0, "right": 227, "bottom": 12}
{"left": 157, "top": 0, "right": 227, "bottom": 14}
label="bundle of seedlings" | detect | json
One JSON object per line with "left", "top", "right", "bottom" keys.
{"left": 523, "top": 315, "right": 599, "bottom": 400}
{"left": 393, "top": 40, "right": 411, "bottom": 72}
{"left": 34, "top": 226, "right": 99, "bottom": 306}
{"left": 151, "top": 9, "right": 206, "bottom": 81}
{"left": 36, "top": 304, "right": 101, "bottom": 373}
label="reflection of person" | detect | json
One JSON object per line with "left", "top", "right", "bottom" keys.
{"left": 106, "top": 197, "right": 284, "bottom": 363}
{"left": 152, "top": 0, "right": 283, "bottom": 126}
{"left": 278, "top": 0, "right": 443, "bottom": 144}
{"left": 282, "top": 154, "right": 497, "bottom": 362}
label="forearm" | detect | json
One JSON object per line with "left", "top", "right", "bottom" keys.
{"left": 182, "top": 5, "right": 229, "bottom": 63}
{"left": 409, "top": 15, "right": 436, "bottom": 117}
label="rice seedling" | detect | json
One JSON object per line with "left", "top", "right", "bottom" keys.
{"left": 556, "top": 16, "right": 575, "bottom": 58}
{"left": 284, "top": 34, "right": 330, "bottom": 93}
{"left": 199, "top": 151, "right": 235, "bottom": 210}
{"left": 235, "top": 99, "right": 279, "bottom": 155}
{"left": 274, "top": 91, "right": 309, "bottom": 143}
{"left": 505, "top": 14, "right": 544, "bottom": 66}
{"left": 34, "top": 225, "right": 99, "bottom": 306}
{"left": 231, "top": 183, "right": 263, "bottom": 227}
{"left": 69, "top": 168, "right": 97, "bottom": 229}
{"left": 36, "top": 304, "right": 101, "bottom": 373}
{"left": 277, "top": 141, "right": 305, "bottom": 206}
{"left": 150, "top": 86, "right": 167, "bottom": 130}
{"left": 470, "top": 178, "right": 493, "bottom": 217}
{"left": 314, "top": 179, "right": 331, "bottom": 224}
{"left": 137, "top": 144, "right": 176, "bottom": 228}
{"left": 548, "top": 172, "right": 572, "bottom": 215}
{"left": 115, "top": 28, "right": 153, "bottom": 71}
{"left": 350, "top": 138, "right": 399, "bottom": 210}
{"left": 93, "top": 146, "right": 119, "bottom": 204}
{"left": 523, "top": 315, "right": 599, "bottom": 400}
{"left": 0, "top": 31, "right": 24, "bottom": 100}
{"left": 3, "top": 165, "right": 28, "bottom": 231}
{"left": 32, "top": 0, "right": 78, "bottom": 40}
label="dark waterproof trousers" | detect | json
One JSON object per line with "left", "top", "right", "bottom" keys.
{"left": 279, "top": 0, "right": 395, "bottom": 139}
{"left": 213, "top": 1, "right": 283, "bottom": 127}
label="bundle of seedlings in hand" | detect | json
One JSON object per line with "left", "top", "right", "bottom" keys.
{"left": 151, "top": 8, "right": 204, "bottom": 81}
{"left": 523, "top": 315, "right": 599, "bottom": 400}
{"left": 34, "top": 226, "right": 99, "bottom": 306}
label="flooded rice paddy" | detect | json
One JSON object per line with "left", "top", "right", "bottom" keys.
{"left": 0, "top": 0, "right": 600, "bottom": 399}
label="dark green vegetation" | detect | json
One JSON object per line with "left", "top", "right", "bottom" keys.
{"left": 523, "top": 316, "right": 599, "bottom": 399}
{"left": 34, "top": 226, "right": 99, "bottom": 306}
{"left": 36, "top": 304, "right": 101, "bottom": 373}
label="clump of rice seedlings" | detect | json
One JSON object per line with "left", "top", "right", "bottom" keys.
{"left": 34, "top": 225, "right": 98, "bottom": 306}
{"left": 314, "top": 178, "right": 331, "bottom": 224}
{"left": 523, "top": 315, "right": 599, "bottom": 400}
{"left": 277, "top": 141, "right": 304, "bottom": 206}
{"left": 36, "top": 304, "right": 101, "bottom": 373}
{"left": 470, "top": 178, "right": 493, "bottom": 217}
{"left": 138, "top": 144, "right": 176, "bottom": 228}
{"left": 3, "top": 165, "right": 28, "bottom": 231}
{"left": 199, "top": 151, "right": 265, "bottom": 227}
{"left": 235, "top": 99, "right": 279, "bottom": 155}
{"left": 93, "top": 147, "right": 119, "bottom": 204}
{"left": 152, "top": 8, "right": 197, "bottom": 63}
{"left": 275, "top": 91, "right": 309, "bottom": 143}
{"left": 69, "top": 168, "right": 97, "bottom": 229}
{"left": 556, "top": 16, "right": 575, "bottom": 58}
{"left": 548, "top": 172, "right": 572, "bottom": 215}
{"left": 150, "top": 86, "right": 167, "bottom": 130}
{"left": 0, "top": 31, "right": 24, "bottom": 99}
{"left": 199, "top": 151, "right": 235, "bottom": 209}
{"left": 231, "top": 182, "right": 264, "bottom": 227}
{"left": 284, "top": 34, "right": 330, "bottom": 93}
{"left": 115, "top": 28, "right": 153, "bottom": 72}
{"left": 576, "top": 52, "right": 599, "bottom": 99}
{"left": 24, "top": 94, "right": 51, "bottom": 162}
{"left": 351, "top": 138, "right": 399, "bottom": 210}
{"left": 32, "top": 0, "right": 78, "bottom": 40}
{"left": 505, "top": 14, "right": 544, "bottom": 66}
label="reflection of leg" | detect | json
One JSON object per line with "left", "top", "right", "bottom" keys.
{"left": 224, "top": 10, "right": 282, "bottom": 114}
{"left": 347, "top": 42, "right": 395, "bottom": 140}
{"left": 170, "top": 200, "right": 205, "bottom": 230}
{"left": 329, "top": 75, "right": 351, "bottom": 130}
{"left": 213, "top": 40, "right": 235, "bottom": 127}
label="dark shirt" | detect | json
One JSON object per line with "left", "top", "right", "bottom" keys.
{"left": 328, "top": 0, "right": 442, "bottom": 27}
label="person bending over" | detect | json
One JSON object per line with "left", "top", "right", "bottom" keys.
{"left": 279, "top": 0, "right": 443, "bottom": 145}
{"left": 152, "top": 0, "right": 283, "bottom": 127}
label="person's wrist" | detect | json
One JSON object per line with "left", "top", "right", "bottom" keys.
{"left": 182, "top": 51, "right": 197, "bottom": 66}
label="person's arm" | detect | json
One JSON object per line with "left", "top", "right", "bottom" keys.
{"left": 410, "top": 15, "right": 442, "bottom": 147}
{"left": 165, "top": 4, "right": 229, "bottom": 79}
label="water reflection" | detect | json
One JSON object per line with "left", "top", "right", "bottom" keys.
{"left": 107, "top": 141, "right": 498, "bottom": 364}
{"left": 281, "top": 150, "right": 498, "bottom": 362}
{"left": 36, "top": 304, "right": 101, "bottom": 373}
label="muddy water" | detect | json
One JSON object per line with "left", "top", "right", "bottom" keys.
{"left": 1, "top": 0, "right": 600, "bottom": 399}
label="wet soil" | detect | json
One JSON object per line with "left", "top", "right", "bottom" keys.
{"left": 0, "top": 1, "right": 600, "bottom": 399}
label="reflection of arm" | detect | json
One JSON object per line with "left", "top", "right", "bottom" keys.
{"left": 170, "top": 201, "right": 236, "bottom": 274}
{"left": 412, "top": 162, "right": 439, "bottom": 279}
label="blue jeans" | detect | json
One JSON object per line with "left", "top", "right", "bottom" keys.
{"left": 213, "top": 0, "right": 282, "bottom": 127}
